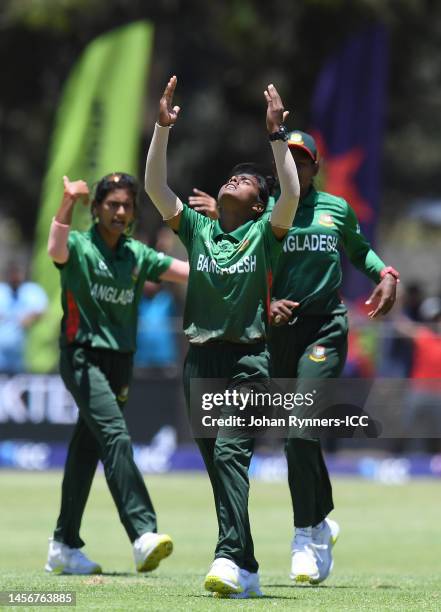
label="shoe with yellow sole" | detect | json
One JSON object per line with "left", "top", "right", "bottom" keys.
{"left": 205, "top": 558, "right": 244, "bottom": 596}
{"left": 133, "top": 532, "right": 173, "bottom": 572}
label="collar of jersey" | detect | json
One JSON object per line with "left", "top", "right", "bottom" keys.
{"left": 90, "top": 224, "right": 127, "bottom": 259}
{"left": 211, "top": 219, "right": 254, "bottom": 243}
{"left": 300, "top": 187, "right": 317, "bottom": 207}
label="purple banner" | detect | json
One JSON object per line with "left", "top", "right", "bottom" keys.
{"left": 311, "top": 26, "right": 388, "bottom": 300}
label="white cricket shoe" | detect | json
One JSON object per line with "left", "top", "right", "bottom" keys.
{"left": 204, "top": 557, "right": 244, "bottom": 596}
{"left": 133, "top": 532, "right": 173, "bottom": 572}
{"left": 311, "top": 518, "right": 340, "bottom": 584}
{"left": 213, "top": 569, "right": 264, "bottom": 599}
{"left": 290, "top": 527, "right": 320, "bottom": 583}
{"left": 45, "top": 538, "right": 102, "bottom": 575}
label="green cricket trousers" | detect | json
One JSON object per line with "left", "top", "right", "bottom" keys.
{"left": 54, "top": 346, "right": 156, "bottom": 548}
{"left": 183, "top": 342, "right": 269, "bottom": 574}
{"left": 269, "top": 313, "right": 348, "bottom": 528}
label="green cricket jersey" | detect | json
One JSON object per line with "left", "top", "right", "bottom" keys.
{"left": 268, "top": 188, "right": 385, "bottom": 315}
{"left": 57, "top": 224, "right": 172, "bottom": 352}
{"left": 178, "top": 206, "right": 282, "bottom": 344}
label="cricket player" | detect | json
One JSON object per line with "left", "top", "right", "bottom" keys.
{"left": 45, "top": 172, "right": 188, "bottom": 574}
{"left": 269, "top": 130, "right": 399, "bottom": 584}
{"left": 145, "top": 76, "right": 300, "bottom": 598}
{"left": 187, "top": 130, "right": 399, "bottom": 585}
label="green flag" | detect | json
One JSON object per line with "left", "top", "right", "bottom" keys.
{"left": 28, "top": 21, "right": 153, "bottom": 372}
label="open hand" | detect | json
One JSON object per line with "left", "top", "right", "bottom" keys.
{"left": 63, "top": 176, "right": 89, "bottom": 204}
{"left": 188, "top": 188, "right": 219, "bottom": 219}
{"left": 264, "top": 84, "right": 289, "bottom": 134}
{"left": 365, "top": 276, "right": 397, "bottom": 318}
{"left": 270, "top": 299, "right": 299, "bottom": 326}
{"left": 159, "top": 75, "right": 181, "bottom": 127}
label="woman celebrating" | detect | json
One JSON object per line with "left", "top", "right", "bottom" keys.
{"left": 45, "top": 172, "right": 188, "bottom": 574}
{"left": 269, "top": 130, "right": 398, "bottom": 584}
{"left": 145, "top": 76, "right": 300, "bottom": 598}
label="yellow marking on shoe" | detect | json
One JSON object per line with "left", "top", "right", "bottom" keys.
{"left": 205, "top": 576, "right": 242, "bottom": 595}
{"left": 294, "top": 574, "right": 311, "bottom": 583}
{"left": 137, "top": 535, "right": 173, "bottom": 572}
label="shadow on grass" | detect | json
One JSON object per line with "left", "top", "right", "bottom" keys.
{"left": 265, "top": 583, "right": 331, "bottom": 589}
{"left": 95, "top": 572, "right": 175, "bottom": 578}
{"left": 265, "top": 584, "right": 401, "bottom": 590}
{"left": 189, "top": 594, "right": 298, "bottom": 600}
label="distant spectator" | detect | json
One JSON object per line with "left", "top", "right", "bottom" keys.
{"left": 378, "top": 282, "right": 424, "bottom": 379}
{"left": 408, "top": 297, "right": 441, "bottom": 393}
{"left": 0, "top": 262, "right": 48, "bottom": 373}
{"left": 135, "top": 280, "right": 178, "bottom": 374}
{"left": 402, "top": 282, "right": 424, "bottom": 321}
{"left": 396, "top": 296, "right": 441, "bottom": 453}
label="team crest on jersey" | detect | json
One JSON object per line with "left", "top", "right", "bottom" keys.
{"left": 117, "top": 386, "right": 129, "bottom": 403}
{"left": 318, "top": 213, "right": 335, "bottom": 227}
{"left": 95, "top": 259, "right": 112, "bottom": 278}
{"left": 309, "top": 345, "right": 326, "bottom": 362}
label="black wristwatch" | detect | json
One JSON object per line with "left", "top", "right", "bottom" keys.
{"left": 269, "top": 125, "right": 289, "bottom": 142}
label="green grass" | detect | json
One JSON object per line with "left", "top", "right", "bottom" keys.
{"left": 1, "top": 471, "right": 441, "bottom": 610}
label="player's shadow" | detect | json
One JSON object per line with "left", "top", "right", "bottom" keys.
{"left": 267, "top": 584, "right": 400, "bottom": 590}
{"left": 190, "top": 594, "right": 298, "bottom": 600}
{"left": 267, "top": 583, "right": 329, "bottom": 589}
{"left": 100, "top": 572, "right": 135, "bottom": 577}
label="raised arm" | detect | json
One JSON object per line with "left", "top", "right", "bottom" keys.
{"left": 159, "top": 258, "right": 189, "bottom": 284}
{"left": 265, "top": 85, "right": 300, "bottom": 240}
{"left": 342, "top": 204, "right": 399, "bottom": 318}
{"left": 47, "top": 176, "right": 89, "bottom": 264}
{"left": 144, "top": 75, "right": 184, "bottom": 232}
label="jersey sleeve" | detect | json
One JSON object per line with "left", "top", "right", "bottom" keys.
{"left": 341, "top": 202, "right": 385, "bottom": 283}
{"left": 177, "top": 205, "right": 211, "bottom": 252}
{"left": 140, "top": 246, "right": 173, "bottom": 283}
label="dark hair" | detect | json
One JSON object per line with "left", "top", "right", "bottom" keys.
{"left": 91, "top": 172, "right": 138, "bottom": 234}
{"left": 93, "top": 172, "right": 138, "bottom": 205}
{"left": 228, "top": 163, "right": 275, "bottom": 209}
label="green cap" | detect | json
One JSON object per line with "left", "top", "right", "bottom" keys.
{"left": 287, "top": 130, "right": 318, "bottom": 161}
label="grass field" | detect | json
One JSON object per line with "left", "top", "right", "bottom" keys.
{"left": 1, "top": 471, "right": 441, "bottom": 611}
